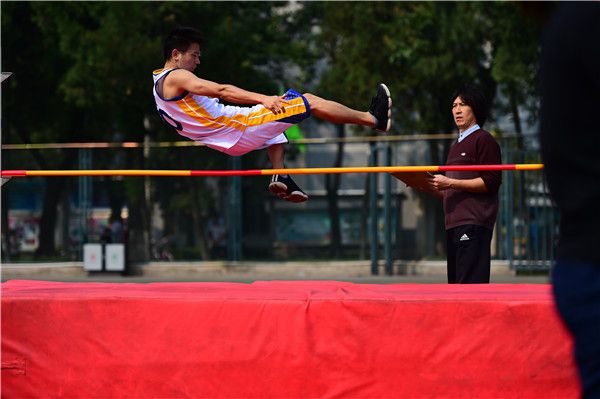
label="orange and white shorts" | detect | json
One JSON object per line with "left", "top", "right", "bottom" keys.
{"left": 213, "top": 89, "right": 311, "bottom": 156}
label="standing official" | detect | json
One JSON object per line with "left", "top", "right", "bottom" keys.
{"left": 429, "top": 84, "right": 502, "bottom": 283}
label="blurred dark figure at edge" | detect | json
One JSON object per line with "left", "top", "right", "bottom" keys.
{"left": 540, "top": 2, "right": 600, "bottom": 398}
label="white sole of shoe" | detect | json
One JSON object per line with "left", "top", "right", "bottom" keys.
{"left": 268, "top": 182, "right": 287, "bottom": 194}
{"left": 269, "top": 181, "right": 308, "bottom": 203}
{"left": 380, "top": 83, "right": 392, "bottom": 133}
{"left": 283, "top": 191, "right": 309, "bottom": 203}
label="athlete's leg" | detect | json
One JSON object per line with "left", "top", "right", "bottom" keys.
{"left": 266, "top": 143, "right": 308, "bottom": 203}
{"left": 303, "top": 84, "right": 392, "bottom": 132}
{"left": 303, "top": 93, "right": 375, "bottom": 127}
{"left": 267, "top": 143, "right": 285, "bottom": 169}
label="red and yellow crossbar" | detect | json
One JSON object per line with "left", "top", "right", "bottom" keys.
{"left": 0, "top": 164, "right": 544, "bottom": 178}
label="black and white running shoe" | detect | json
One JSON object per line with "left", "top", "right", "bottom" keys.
{"left": 268, "top": 174, "right": 309, "bottom": 203}
{"left": 368, "top": 83, "right": 392, "bottom": 132}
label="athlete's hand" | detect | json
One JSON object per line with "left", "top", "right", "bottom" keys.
{"left": 262, "top": 95, "right": 287, "bottom": 114}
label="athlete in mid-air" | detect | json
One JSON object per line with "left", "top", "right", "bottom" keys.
{"left": 153, "top": 26, "right": 392, "bottom": 203}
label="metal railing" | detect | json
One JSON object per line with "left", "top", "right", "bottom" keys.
{"left": 1, "top": 133, "right": 556, "bottom": 272}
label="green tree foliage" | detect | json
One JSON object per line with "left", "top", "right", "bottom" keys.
{"left": 1, "top": 2, "right": 312, "bottom": 258}
{"left": 1, "top": 1, "right": 546, "bottom": 259}
{"left": 304, "top": 1, "right": 546, "bottom": 134}
{"left": 296, "top": 1, "right": 547, "bottom": 258}
{"left": 486, "top": 3, "right": 548, "bottom": 135}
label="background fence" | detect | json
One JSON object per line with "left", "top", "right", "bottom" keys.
{"left": 1, "top": 133, "right": 556, "bottom": 273}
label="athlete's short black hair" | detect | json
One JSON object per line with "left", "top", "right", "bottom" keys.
{"left": 451, "top": 84, "right": 489, "bottom": 127}
{"left": 163, "top": 26, "right": 204, "bottom": 61}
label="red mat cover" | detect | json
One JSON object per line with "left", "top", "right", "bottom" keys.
{"left": 1, "top": 280, "right": 578, "bottom": 398}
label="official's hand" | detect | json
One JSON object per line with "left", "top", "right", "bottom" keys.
{"left": 428, "top": 174, "right": 454, "bottom": 191}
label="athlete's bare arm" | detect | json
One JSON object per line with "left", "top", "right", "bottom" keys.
{"left": 165, "top": 69, "right": 286, "bottom": 114}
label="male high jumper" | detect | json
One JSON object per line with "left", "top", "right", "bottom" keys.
{"left": 153, "top": 26, "right": 392, "bottom": 203}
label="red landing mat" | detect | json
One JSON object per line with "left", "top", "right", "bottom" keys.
{"left": 1, "top": 280, "right": 578, "bottom": 398}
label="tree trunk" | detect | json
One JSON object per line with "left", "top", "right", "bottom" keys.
{"left": 509, "top": 85, "right": 523, "bottom": 145}
{"left": 508, "top": 85, "right": 527, "bottom": 254}
{"left": 126, "top": 147, "right": 151, "bottom": 264}
{"left": 10, "top": 109, "right": 82, "bottom": 258}
{"left": 422, "top": 139, "right": 446, "bottom": 258}
{"left": 188, "top": 180, "right": 210, "bottom": 260}
{"left": 35, "top": 150, "right": 77, "bottom": 257}
{"left": 127, "top": 197, "right": 151, "bottom": 263}
{"left": 1, "top": 188, "right": 11, "bottom": 260}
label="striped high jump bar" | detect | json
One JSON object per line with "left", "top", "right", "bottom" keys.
{"left": 1, "top": 164, "right": 543, "bottom": 177}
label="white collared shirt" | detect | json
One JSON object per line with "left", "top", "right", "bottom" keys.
{"left": 458, "top": 124, "right": 480, "bottom": 142}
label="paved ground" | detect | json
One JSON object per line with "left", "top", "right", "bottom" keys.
{"left": 1, "top": 260, "right": 551, "bottom": 284}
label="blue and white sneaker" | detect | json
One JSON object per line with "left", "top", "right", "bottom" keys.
{"left": 268, "top": 174, "right": 309, "bottom": 203}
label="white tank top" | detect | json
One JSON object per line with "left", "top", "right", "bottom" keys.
{"left": 152, "top": 68, "right": 309, "bottom": 151}
{"left": 152, "top": 68, "right": 258, "bottom": 150}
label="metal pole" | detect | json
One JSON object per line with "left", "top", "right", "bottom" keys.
{"left": 143, "top": 134, "right": 151, "bottom": 263}
{"left": 227, "top": 156, "right": 242, "bottom": 262}
{"left": 384, "top": 143, "right": 393, "bottom": 276}
{"left": 369, "top": 142, "right": 379, "bottom": 275}
{"left": 78, "top": 148, "right": 92, "bottom": 260}
{"left": 505, "top": 140, "right": 514, "bottom": 269}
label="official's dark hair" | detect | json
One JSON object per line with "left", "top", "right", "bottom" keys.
{"left": 163, "top": 26, "right": 204, "bottom": 61}
{"left": 451, "top": 84, "right": 488, "bottom": 127}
